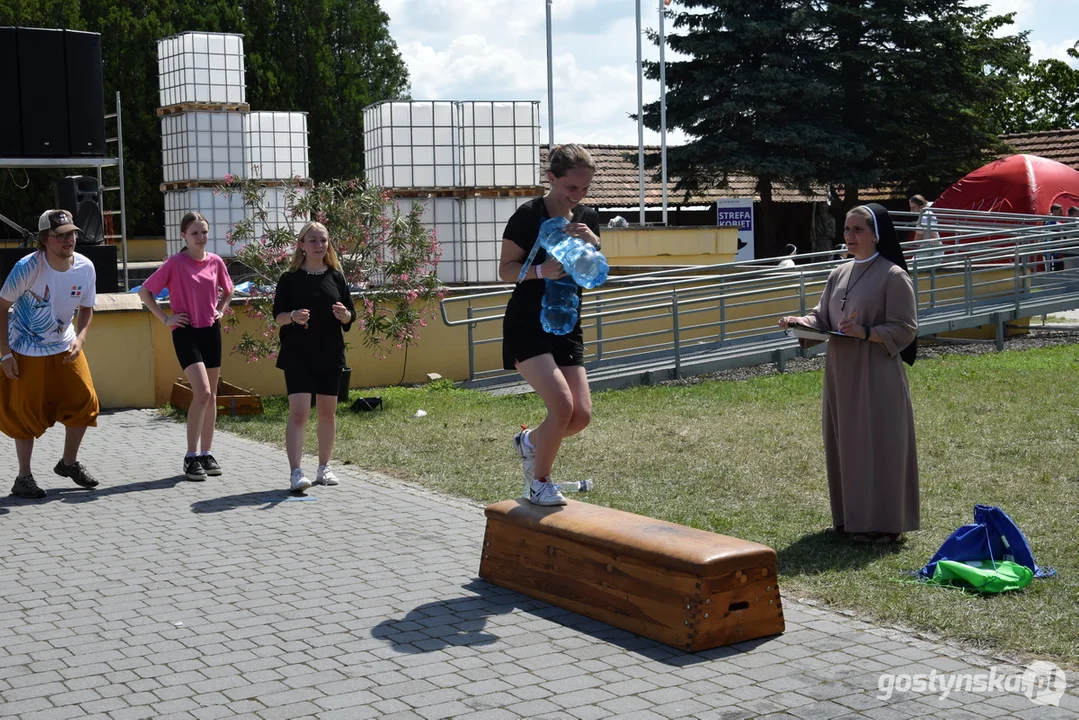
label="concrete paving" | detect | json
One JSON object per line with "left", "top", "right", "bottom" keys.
{"left": 1, "top": 409, "right": 1075, "bottom": 719}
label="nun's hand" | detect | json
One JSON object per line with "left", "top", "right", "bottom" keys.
{"left": 778, "top": 316, "right": 804, "bottom": 329}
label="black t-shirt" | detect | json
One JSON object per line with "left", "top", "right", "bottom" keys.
{"left": 502, "top": 196, "right": 601, "bottom": 330}
{"left": 272, "top": 267, "right": 356, "bottom": 371}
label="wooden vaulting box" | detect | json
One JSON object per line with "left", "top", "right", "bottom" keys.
{"left": 480, "top": 499, "right": 784, "bottom": 652}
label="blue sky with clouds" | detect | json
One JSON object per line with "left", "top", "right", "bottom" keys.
{"left": 380, "top": 0, "right": 1079, "bottom": 146}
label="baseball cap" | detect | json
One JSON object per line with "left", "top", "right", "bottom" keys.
{"left": 38, "top": 209, "right": 80, "bottom": 234}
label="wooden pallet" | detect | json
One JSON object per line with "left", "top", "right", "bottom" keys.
{"left": 159, "top": 178, "right": 313, "bottom": 193}
{"left": 156, "top": 102, "right": 251, "bottom": 117}
{"left": 170, "top": 378, "right": 264, "bottom": 417}
{"left": 388, "top": 186, "right": 545, "bottom": 199}
{"left": 480, "top": 499, "right": 784, "bottom": 652}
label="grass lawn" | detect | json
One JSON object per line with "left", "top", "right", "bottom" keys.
{"left": 206, "top": 344, "right": 1079, "bottom": 669}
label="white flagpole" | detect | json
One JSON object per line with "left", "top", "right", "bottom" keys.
{"left": 636, "top": 0, "right": 646, "bottom": 225}
{"left": 659, "top": 0, "right": 668, "bottom": 225}
{"left": 546, "top": 0, "right": 555, "bottom": 150}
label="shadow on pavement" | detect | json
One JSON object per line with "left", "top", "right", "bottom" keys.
{"left": 0, "top": 475, "right": 186, "bottom": 509}
{"left": 776, "top": 529, "right": 905, "bottom": 577}
{"left": 191, "top": 489, "right": 319, "bottom": 513}
{"left": 371, "top": 579, "right": 769, "bottom": 666}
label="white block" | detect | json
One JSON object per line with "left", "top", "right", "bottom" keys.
{"left": 157, "top": 31, "right": 246, "bottom": 108}
{"left": 160, "top": 112, "right": 245, "bottom": 183}
{"left": 244, "top": 111, "right": 310, "bottom": 181}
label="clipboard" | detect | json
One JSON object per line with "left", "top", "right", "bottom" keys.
{"left": 787, "top": 322, "right": 847, "bottom": 342}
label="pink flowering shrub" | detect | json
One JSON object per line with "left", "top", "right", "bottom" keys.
{"left": 217, "top": 175, "right": 443, "bottom": 361}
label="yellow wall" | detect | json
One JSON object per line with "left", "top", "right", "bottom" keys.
{"left": 125, "top": 237, "right": 169, "bottom": 263}
{"left": 604, "top": 226, "right": 740, "bottom": 266}
{"left": 80, "top": 264, "right": 1026, "bottom": 408}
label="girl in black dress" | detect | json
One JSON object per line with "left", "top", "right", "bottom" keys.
{"left": 497, "top": 144, "right": 601, "bottom": 506}
{"left": 272, "top": 221, "right": 356, "bottom": 492}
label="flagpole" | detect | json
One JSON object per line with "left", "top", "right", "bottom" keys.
{"left": 635, "top": 0, "right": 646, "bottom": 225}
{"left": 546, "top": 0, "right": 555, "bottom": 150}
{"left": 659, "top": 0, "right": 668, "bottom": 225}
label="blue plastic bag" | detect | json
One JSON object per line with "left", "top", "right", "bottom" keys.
{"left": 918, "top": 505, "right": 1055, "bottom": 580}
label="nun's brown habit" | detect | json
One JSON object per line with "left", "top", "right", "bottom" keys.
{"left": 800, "top": 203, "right": 920, "bottom": 536}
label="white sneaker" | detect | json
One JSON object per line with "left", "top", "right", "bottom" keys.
{"left": 513, "top": 428, "right": 537, "bottom": 497}
{"left": 314, "top": 465, "right": 339, "bottom": 486}
{"left": 529, "top": 478, "right": 567, "bottom": 507}
{"left": 290, "top": 468, "right": 312, "bottom": 492}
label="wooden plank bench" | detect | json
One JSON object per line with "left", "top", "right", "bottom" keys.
{"left": 479, "top": 499, "right": 784, "bottom": 652}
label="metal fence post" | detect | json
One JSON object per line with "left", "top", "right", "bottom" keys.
{"left": 466, "top": 305, "right": 476, "bottom": 382}
{"left": 965, "top": 257, "right": 974, "bottom": 315}
{"left": 594, "top": 291, "right": 604, "bottom": 362}
{"left": 672, "top": 288, "right": 681, "bottom": 379}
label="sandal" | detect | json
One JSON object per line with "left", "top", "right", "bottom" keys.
{"left": 853, "top": 533, "right": 905, "bottom": 545}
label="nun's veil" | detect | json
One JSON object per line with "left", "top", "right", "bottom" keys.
{"left": 859, "top": 203, "right": 917, "bottom": 366}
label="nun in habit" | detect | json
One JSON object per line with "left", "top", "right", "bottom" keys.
{"left": 780, "top": 203, "right": 919, "bottom": 544}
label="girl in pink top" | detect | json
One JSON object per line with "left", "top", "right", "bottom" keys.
{"left": 138, "top": 212, "right": 234, "bottom": 481}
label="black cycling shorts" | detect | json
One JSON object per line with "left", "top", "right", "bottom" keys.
{"left": 172, "top": 322, "right": 222, "bottom": 370}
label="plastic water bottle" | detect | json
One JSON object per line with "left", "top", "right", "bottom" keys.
{"left": 540, "top": 276, "right": 579, "bottom": 335}
{"left": 537, "top": 217, "right": 608, "bottom": 335}
{"left": 556, "top": 479, "right": 593, "bottom": 493}
{"left": 538, "top": 217, "right": 609, "bottom": 289}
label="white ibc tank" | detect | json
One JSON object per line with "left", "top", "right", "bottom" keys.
{"left": 157, "top": 32, "right": 246, "bottom": 107}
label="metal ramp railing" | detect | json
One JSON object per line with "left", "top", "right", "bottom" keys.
{"left": 440, "top": 208, "right": 1079, "bottom": 391}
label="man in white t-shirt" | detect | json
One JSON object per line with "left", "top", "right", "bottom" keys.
{"left": 0, "top": 209, "right": 101, "bottom": 499}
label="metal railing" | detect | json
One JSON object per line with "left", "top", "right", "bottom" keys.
{"left": 441, "top": 209, "right": 1079, "bottom": 385}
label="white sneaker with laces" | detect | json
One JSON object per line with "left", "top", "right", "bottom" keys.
{"left": 513, "top": 428, "right": 537, "bottom": 497}
{"left": 529, "top": 477, "right": 567, "bottom": 507}
{"left": 290, "top": 468, "right": 312, "bottom": 492}
{"left": 315, "top": 465, "right": 339, "bottom": 486}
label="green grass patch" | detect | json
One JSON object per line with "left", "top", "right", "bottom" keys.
{"left": 209, "top": 348, "right": 1079, "bottom": 668}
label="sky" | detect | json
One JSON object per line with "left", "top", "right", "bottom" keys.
{"left": 380, "top": 0, "right": 1079, "bottom": 147}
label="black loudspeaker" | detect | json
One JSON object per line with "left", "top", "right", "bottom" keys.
{"left": 56, "top": 175, "right": 104, "bottom": 245}
{"left": 64, "top": 30, "right": 105, "bottom": 156}
{"left": 0, "top": 248, "right": 37, "bottom": 287}
{"left": 79, "top": 244, "right": 118, "bottom": 292}
{"left": 0, "top": 245, "right": 117, "bottom": 294}
{"left": 17, "top": 27, "right": 69, "bottom": 157}
{"left": 0, "top": 28, "right": 21, "bottom": 157}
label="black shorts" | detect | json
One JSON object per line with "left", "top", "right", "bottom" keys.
{"left": 172, "top": 322, "right": 222, "bottom": 370}
{"left": 502, "top": 321, "right": 585, "bottom": 370}
{"left": 284, "top": 366, "right": 343, "bottom": 396}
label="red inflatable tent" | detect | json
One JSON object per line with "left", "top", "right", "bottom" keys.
{"left": 934, "top": 154, "right": 1079, "bottom": 214}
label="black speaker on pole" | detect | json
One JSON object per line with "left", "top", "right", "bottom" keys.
{"left": 17, "top": 27, "right": 69, "bottom": 157}
{"left": 64, "top": 30, "right": 105, "bottom": 157}
{"left": 0, "top": 28, "right": 22, "bottom": 157}
{"left": 55, "top": 175, "right": 104, "bottom": 245}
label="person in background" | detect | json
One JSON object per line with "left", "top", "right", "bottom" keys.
{"left": 779, "top": 204, "right": 919, "bottom": 545}
{"left": 272, "top": 221, "right": 356, "bottom": 493}
{"left": 910, "top": 195, "right": 943, "bottom": 262}
{"left": 139, "top": 212, "right": 234, "bottom": 481}
{"left": 498, "top": 144, "right": 601, "bottom": 506}
{"left": 0, "top": 210, "right": 101, "bottom": 499}
{"left": 1043, "top": 204, "right": 1065, "bottom": 272}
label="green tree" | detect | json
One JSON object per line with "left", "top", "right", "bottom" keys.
{"left": 991, "top": 43, "right": 1079, "bottom": 134}
{"left": 642, "top": 0, "right": 853, "bottom": 256}
{"left": 642, "top": 0, "right": 1028, "bottom": 254}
